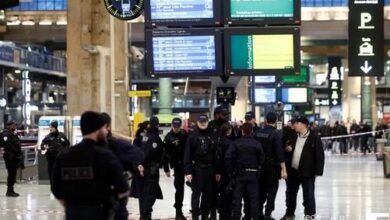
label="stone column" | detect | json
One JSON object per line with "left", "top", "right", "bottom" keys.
{"left": 67, "top": 0, "right": 129, "bottom": 134}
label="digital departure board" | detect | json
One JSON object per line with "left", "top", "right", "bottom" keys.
{"left": 225, "top": 27, "right": 300, "bottom": 75}
{"left": 145, "top": 28, "right": 222, "bottom": 77}
{"left": 145, "top": 0, "right": 222, "bottom": 27}
{"left": 281, "top": 87, "right": 308, "bottom": 103}
{"left": 255, "top": 88, "right": 276, "bottom": 103}
{"left": 225, "top": 0, "right": 300, "bottom": 25}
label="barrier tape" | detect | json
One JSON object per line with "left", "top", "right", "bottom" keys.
{"left": 320, "top": 129, "right": 390, "bottom": 140}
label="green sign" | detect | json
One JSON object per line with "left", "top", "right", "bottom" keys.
{"left": 282, "top": 66, "right": 308, "bottom": 84}
{"left": 230, "top": 0, "right": 294, "bottom": 18}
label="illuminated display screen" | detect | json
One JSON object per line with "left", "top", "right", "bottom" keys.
{"left": 255, "top": 88, "right": 276, "bottom": 103}
{"left": 231, "top": 34, "right": 294, "bottom": 70}
{"left": 225, "top": 27, "right": 300, "bottom": 75}
{"left": 255, "top": 75, "right": 276, "bottom": 83}
{"left": 150, "top": 0, "right": 214, "bottom": 20}
{"left": 145, "top": 29, "right": 222, "bottom": 77}
{"left": 282, "top": 66, "right": 308, "bottom": 84}
{"left": 281, "top": 88, "right": 308, "bottom": 103}
{"left": 153, "top": 36, "right": 216, "bottom": 71}
{"left": 145, "top": 0, "right": 221, "bottom": 27}
{"left": 230, "top": 0, "right": 294, "bottom": 18}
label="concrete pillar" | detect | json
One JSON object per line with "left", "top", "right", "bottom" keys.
{"left": 361, "top": 77, "right": 373, "bottom": 125}
{"left": 67, "top": 0, "right": 129, "bottom": 134}
{"left": 231, "top": 76, "right": 249, "bottom": 122}
{"left": 158, "top": 78, "right": 172, "bottom": 115}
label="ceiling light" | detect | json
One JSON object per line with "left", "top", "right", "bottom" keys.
{"left": 14, "top": 70, "right": 21, "bottom": 74}
{"left": 39, "top": 20, "right": 52, "bottom": 25}
{"left": 56, "top": 20, "right": 67, "bottom": 25}
{"left": 21, "top": 20, "right": 35, "bottom": 26}
{"left": 6, "top": 20, "right": 20, "bottom": 26}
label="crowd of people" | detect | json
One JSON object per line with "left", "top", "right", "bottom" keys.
{"left": 0, "top": 108, "right": 327, "bottom": 220}
{"left": 306, "top": 119, "right": 388, "bottom": 155}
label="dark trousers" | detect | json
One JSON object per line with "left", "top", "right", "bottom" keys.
{"left": 191, "top": 166, "right": 214, "bottom": 216}
{"left": 66, "top": 206, "right": 105, "bottom": 220}
{"left": 5, "top": 160, "right": 18, "bottom": 189}
{"left": 285, "top": 169, "right": 316, "bottom": 216}
{"left": 114, "top": 199, "right": 129, "bottom": 220}
{"left": 218, "top": 175, "right": 232, "bottom": 219}
{"left": 138, "top": 170, "right": 160, "bottom": 217}
{"left": 360, "top": 137, "right": 370, "bottom": 154}
{"left": 47, "top": 158, "right": 55, "bottom": 181}
{"left": 231, "top": 173, "right": 259, "bottom": 220}
{"left": 259, "top": 165, "right": 279, "bottom": 216}
{"left": 173, "top": 167, "right": 185, "bottom": 211}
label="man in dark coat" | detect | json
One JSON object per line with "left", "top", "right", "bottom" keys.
{"left": 184, "top": 114, "right": 221, "bottom": 220}
{"left": 132, "top": 116, "right": 164, "bottom": 220}
{"left": 163, "top": 117, "right": 188, "bottom": 220}
{"left": 281, "top": 116, "right": 325, "bottom": 220}
{"left": 101, "top": 113, "right": 145, "bottom": 220}
{"left": 41, "top": 121, "right": 70, "bottom": 180}
{"left": 0, "top": 121, "right": 23, "bottom": 197}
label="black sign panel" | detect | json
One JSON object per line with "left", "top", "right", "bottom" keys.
{"left": 328, "top": 57, "right": 342, "bottom": 107}
{"left": 217, "top": 87, "right": 236, "bottom": 105}
{"left": 349, "top": 0, "right": 384, "bottom": 76}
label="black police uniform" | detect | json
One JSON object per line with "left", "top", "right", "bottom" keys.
{"left": 51, "top": 139, "right": 129, "bottom": 220}
{"left": 225, "top": 135, "right": 264, "bottom": 220}
{"left": 107, "top": 132, "right": 145, "bottom": 220}
{"left": 254, "top": 125, "right": 285, "bottom": 218}
{"left": 208, "top": 118, "right": 227, "bottom": 219}
{"left": 163, "top": 128, "right": 188, "bottom": 215}
{"left": 184, "top": 127, "right": 220, "bottom": 219}
{"left": 131, "top": 127, "right": 164, "bottom": 220}
{"left": 0, "top": 128, "right": 22, "bottom": 196}
{"left": 218, "top": 136, "right": 234, "bottom": 219}
{"left": 41, "top": 131, "right": 70, "bottom": 180}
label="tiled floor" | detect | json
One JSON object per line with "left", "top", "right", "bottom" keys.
{"left": 0, "top": 154, "right": 389, "bottom": 220}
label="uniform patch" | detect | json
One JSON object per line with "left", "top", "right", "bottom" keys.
{"left": 3, "top": 136, "right": 7, "bottom": 141}
{"left": 152, "top": 142, "right": 158, "bottom": 149}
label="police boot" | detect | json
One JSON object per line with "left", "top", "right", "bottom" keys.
{"left": 209, "top": 210, "right": 217, "bottom": 220}
{"left": 175, "top": 210, "right": 186, "bottom": 220}
{"left": 6, "top": 187, "right": 19, "bottom": 197}
{"left": 192, "top": 214, "right": 199, "bottom": 220}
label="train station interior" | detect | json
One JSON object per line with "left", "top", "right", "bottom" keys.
{"left": 0, "top": 0, "right": 390, "bottom": 219}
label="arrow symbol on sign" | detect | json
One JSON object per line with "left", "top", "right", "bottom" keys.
{"left": 360, "top": 61, "right": 372, "bottom": 74}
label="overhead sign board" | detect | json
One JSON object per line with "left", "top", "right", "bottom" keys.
{"left": 348, "top": 0, "right": 384, "bottom": 76}
{"left": 128, "top": 90, "right": 152, "bottom": 97}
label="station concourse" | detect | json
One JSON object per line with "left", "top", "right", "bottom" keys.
{"left": 0, "top": 0, "right": 390, "bottom": 220}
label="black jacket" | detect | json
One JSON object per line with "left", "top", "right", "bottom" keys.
{"left": 0, "top": 129, "right": 22, "bottom": 163}
{"left": 285, "top": 131, "right": 325, "bottom": 178}
{"left": 41, "top": 131, "right": 70, "bottom": 160}
{"left": 162, "top": 129, "right": 188, "bottom": 172}
{"left": 184, "top": 128, "right": 220, "bottom": 175}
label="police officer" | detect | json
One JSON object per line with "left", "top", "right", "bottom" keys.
{"left": 162, "top": 117, "right": 188, "bottom": 220}
{"left": 255, "top": 112, "right": 288, "bottom": 220}
{"left": 101, "top": 113, "right": 145, "bottom": 220}
{"left": 41, "top": 121, "right": 70, "bottom": 180}
{"left": 132, "top": 116, "right": 164, "bottom": 220}
{"left": 208, "top": 106, "right": 229, "bottom": 220}
{"left": 51, "top": 111, "right": 129, "bottom": 220}
{"left": 225, "top": 122, "right": 265, "bottom": 220}
{"left": 0, "top": 121, "right": 23, "bottom": 197}
{"left": 184, "top": 114, "right": 221, "bottom": 220}
{"left": 218, "top": 123, "right": 234, "bottom": 220}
